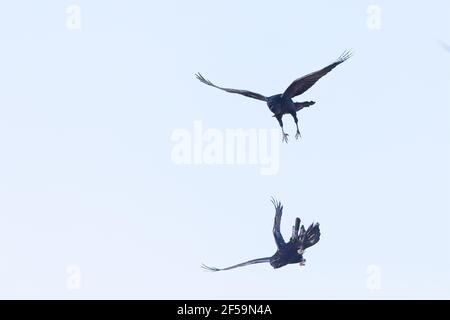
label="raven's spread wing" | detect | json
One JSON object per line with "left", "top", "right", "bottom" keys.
{"left": 282, "top": 50, "right": 352, "bottom": 99}
{"left": 196, "top": 73, "right": 267, "bottom": 102}
{"left": 298, "top": 222, "right": 321, "bottom": 252}
{"left": 271, "top": 198, "right": 286, "bottom": 249}
{"left": 201, "top": 257, "right": 271, "bottom": 272}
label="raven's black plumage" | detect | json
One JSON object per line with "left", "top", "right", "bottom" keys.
{"left": 196, "top": 51, "right": 352, "bottom": 142}
{"left": 201, "top": 198, "right": 321, "bottom": 272}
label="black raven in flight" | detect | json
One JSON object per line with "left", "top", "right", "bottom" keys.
{"left": 196, "top": 51, "right": 352, "bottom": 142}
{"left": 201, "top": 198, "right": 320, "bottom": 271}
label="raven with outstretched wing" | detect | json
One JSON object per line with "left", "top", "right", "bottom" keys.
{"left": 201, "top": 198, "right": 321, "bottom": 272}
{"left": 196, "top": 51, "right": 351, "bottom": 142}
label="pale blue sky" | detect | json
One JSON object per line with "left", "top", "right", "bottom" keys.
{"left": 0, "top": 1, "right": 449, "bottom": 299}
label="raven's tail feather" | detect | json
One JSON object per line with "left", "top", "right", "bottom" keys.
{"left": 295, "top": 101, "right": 316, "bottom": 111}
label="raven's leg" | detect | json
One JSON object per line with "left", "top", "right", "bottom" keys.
{"left": 291, "top": 113, "right": 301, "bottom": 140}
{"left": 275, "top": 115, "right": 289, "bottom": 143}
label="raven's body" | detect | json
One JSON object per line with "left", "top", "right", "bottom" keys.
{"left": 202, "top": 199, "right": 320, "bottom": 272}
{"left": 269, "top": 241, "right": 306, "bottom": 269}
{"left": 196, "top": 51, "right": 351, "bottom": 142}
{"left": 267, "top": 94, "right": 316, "bottom": 141}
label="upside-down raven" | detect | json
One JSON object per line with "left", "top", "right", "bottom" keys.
{"left": 201, "top": 198, "right": 320, "bottom": 271}
{"left": 196, "top": 51, "right": 352, "bottom": 142}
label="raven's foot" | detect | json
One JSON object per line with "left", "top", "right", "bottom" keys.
{"left": 295, "top": 130, "right": 301, "bottom": 140}
{"left": 282, "top": 133, "right": 289, "bottom": 143}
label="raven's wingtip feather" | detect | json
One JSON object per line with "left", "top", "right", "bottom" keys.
{"left": 201, "top": 263, "right": 220, "bottom": 272}
{"left": 270, "top": 197, "right": 283, "bottom": 211}
{"left": 338, "top": 50, "right": 353, "bottom": 62}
